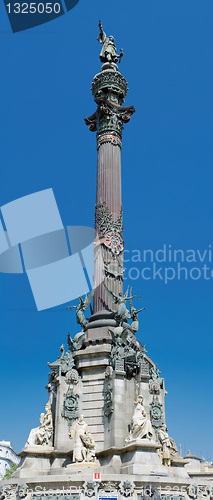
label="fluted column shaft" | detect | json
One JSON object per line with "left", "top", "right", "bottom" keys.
{"left": 94, "top": 140, "right": 123, "bottom": 313}
{"left": 85, "top": 64, "right": 135, "bottom": 315}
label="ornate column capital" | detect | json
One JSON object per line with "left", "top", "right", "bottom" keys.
{"left": 84, "top": 66, "right": 135, "bottom": 142}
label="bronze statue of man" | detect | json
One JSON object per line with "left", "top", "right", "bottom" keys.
{"left": 97, "top": 20, "right": 123, "bottom": 64}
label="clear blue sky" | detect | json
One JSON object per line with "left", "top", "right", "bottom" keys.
{"left": 0, "top": 0, "right": 213, "bottom": 460}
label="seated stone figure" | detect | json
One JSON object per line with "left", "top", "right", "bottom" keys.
{"left": 158, "top": 424, "right": 178, "bottom": 466}
{"left": 126, "top": 394, "right": 153, "bottom": 442}
{"left": 26, "top": 402, "right": 53, "bottom": 447}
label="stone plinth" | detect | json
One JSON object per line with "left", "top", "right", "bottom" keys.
{"left": 16, "top": 448, "right": 53, "bottom": 478}
{"left": 170, "top": 457, "right": 191, "bottom": 478}
{"left": 120, "top": 439, "right": 168, "bottom": 476}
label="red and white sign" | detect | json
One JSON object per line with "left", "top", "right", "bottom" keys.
{"left": 93, "top": 472, "right": 101, "bottom": 482}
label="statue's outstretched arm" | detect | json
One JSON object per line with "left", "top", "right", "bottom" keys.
{"left": 97, "top": 20, "right": 106, "bottom": 43}
{"left": 136, "top": 307, "right": 146, "bottom": 314}
{"left": 126, "top": 294, "right": 141, "bottom": 301}
{"left": 119, "top": 49, "right": 124, "bottom": 63}
{"left": 98, "top": 20, "right": 103, "bottom": 32}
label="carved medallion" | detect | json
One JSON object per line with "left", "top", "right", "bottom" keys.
{"left": 65, "top": 369, "right": 79, "bottom": 385}
{"left": 101, "top": 231, "right": 124, "bottom": 254}
{"left": 149, "top": 396, "right": 164, "bottom": 434}
{"left": 61, "top": 389, "right": 79, "bottom": 428}
{"left": 149, "top": 380, "right": 160, "bottom": 395}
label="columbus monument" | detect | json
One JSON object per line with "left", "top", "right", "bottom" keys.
{"left": 1, "top": 22, "right": 212, "bottom": 500}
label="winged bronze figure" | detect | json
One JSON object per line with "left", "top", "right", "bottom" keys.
{"left": 67, "top": 288, "right": 95, "bottom": 330}
{"left": 129, "top": 287, "right": 146, "bottom": 333}
{"left": 103, "top": 283, "right": 140, "bottom": 326}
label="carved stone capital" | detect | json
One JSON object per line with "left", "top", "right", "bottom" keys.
{"left": 85, "top": 97, "right": 135, "bottom": 138}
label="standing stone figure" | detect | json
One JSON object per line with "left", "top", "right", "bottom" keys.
{"left": 69, "top": 415, "right": 96, "bottom": 463}
{"left": 126, "top": 394, "right": 153, "bottom": 442}
{"left": 158, "top": 424, "right": 178, "bottom": 466}
{"left": 26, "top": 402, "right": 53, "bottom": 446}
{"left": 97, "top": 20, "right": 123, "bottom": 64}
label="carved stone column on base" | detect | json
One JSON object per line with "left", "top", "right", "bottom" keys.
{"left": 85, "top": 64, "right": 135, "bottom": 315}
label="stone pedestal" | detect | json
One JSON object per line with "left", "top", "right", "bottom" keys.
{"left": 16, "top": 446, "right": 54, "bottom": 478}
{"left": 120, "top": 439, "right": 168, "bottom": 476}
{"left": 170, "top": 457, "right": 190, "bottom": 479}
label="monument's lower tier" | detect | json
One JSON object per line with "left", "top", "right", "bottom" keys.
{"left": 12, "top": 439, "right": 188, "bottom": 478}
{"left": 2, "top": 331, "right": 212, "bottom": 500}
{"left": 1, "top": 467, "right": 212, "bottom": 500}
{"left": 3, "top": 439, "right": 211, "bottom": 500}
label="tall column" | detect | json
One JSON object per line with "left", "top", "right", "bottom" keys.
{"left": 85, "top": 50, "right": 135, "bottom": 314}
